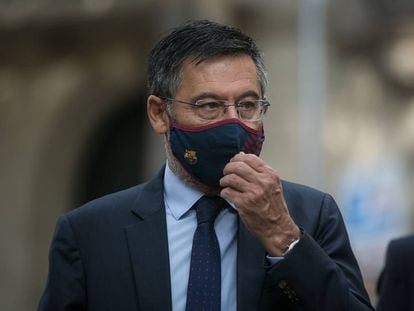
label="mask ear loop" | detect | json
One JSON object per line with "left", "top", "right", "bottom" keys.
{"left": 160, "top": 100, "right": 167, "bottom": 112}
{"left": 159, "top": 99, "right": 178, "bottom": 141}
{"left": 160, "top": 99, "right": 185, "bottom": 176}
{"left": 162, "top": 103, "right": 173, "bottom": 144}
{"left": 161, "top": 99, "right": 180, "bottom": 127}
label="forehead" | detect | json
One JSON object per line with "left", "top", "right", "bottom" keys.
{"left": 176, "top": 54, "right": 261, "bottom": 98}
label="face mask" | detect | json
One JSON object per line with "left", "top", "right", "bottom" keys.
{"left": 169, "top": 118, "right": 265, "bottom": 187}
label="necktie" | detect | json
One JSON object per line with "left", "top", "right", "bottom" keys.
{"left": 186, "top": 196, "right": 227, "bottom": 311}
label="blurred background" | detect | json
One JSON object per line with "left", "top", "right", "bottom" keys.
{"left": 1, "top": 0, "right": 414, "bottom": 309}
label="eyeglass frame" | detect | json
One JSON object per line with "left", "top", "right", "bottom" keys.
{"left": 159, "top": 96, "right": 270, "bottom": 122}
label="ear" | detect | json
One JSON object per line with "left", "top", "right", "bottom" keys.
{"left": 147, "top": 95, "right": 169, "bottom": 134}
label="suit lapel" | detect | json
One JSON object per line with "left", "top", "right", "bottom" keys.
{"left": 237, "top": 219, "right": 267, "bottom": 311}
{"left": 124, "top": 168, "right": 172, "bottom": 311}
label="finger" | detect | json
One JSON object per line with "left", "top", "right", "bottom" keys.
{"left": 219, "top": 172, "right": 250, "bottom": 192}
{"left": 220, "top": 186, "right": 243, "bottom": 206}
{"left": 230, "top": 152, "right": 268, "bottom": 173}
{"left": 223, "top": 153, "right": 279, "bottom": 191}
{"left": 222, "top": 160, "right": 258, "bottom": 183}
{"left": 230, "top": 151, "right": 245, "bottom": 161}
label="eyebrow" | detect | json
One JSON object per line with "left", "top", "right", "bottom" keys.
{"left": 189, "top": 90, "right": 261, "bottom": 103}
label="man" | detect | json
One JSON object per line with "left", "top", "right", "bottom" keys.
{"left": 38, "top": 20, "right": 373, "bottom": 310}
{"left": 377, "top": 235, "right": 414, "bottom": 311}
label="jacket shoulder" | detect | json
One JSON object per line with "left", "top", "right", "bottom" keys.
{"left": 282, "top": 180, "right": 329, "bottom": 204}
{"left": 67, "top": 184, "right": 143, "bottom": 219}
{"left": 281, "top": 180, "right": 339, "bottom": 236}
{"left": 388, "top": 235, "right": 414, "bottom": 258}
{"left": 65, "top": 167, "right": 165, "bottom": 221}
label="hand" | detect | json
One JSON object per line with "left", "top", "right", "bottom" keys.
{"left": 220, "top": 152, "right": 300, "bottom": 256}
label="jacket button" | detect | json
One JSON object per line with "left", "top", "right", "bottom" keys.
{"left": 278, "top": 280, "right": 287, "bottom": 289}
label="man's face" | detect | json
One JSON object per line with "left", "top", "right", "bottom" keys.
{"left": 146, "top": 53, "right": 264, "bottom": 193}
{"left": 171, "top": 54, "right": 263, "bottom": 129}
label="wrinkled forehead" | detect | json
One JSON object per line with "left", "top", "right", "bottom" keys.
{"left": 175, "top": 54, "right": 262, "bottom": 99}
{"left": 177, "top": 54, "right": 261, "bottom": 90}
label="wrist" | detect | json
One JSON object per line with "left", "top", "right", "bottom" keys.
{"left": 265, "top": 224, "right": 301, "bottom": 257}
{"left": 282, "top": 236, "right": 300, "bottom": 256}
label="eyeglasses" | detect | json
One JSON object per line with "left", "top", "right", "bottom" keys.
{"left": 160, "top": 97, "right": 270, "bottom": 122}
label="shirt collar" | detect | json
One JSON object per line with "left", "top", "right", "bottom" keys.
{"left": 163, "top": 162, "right": 204, "bottom": 220}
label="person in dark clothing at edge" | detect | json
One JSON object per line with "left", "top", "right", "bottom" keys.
{"left": 377, "top": 235, "right": 414, "bottom": 311}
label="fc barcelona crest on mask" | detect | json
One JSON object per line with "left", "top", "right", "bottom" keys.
{"left": 184, "top": 150, "right": 198, "bottom": 164}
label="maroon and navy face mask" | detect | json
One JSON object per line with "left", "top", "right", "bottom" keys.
{"left": 169, "top": 118, "right": 265, "bottom": 187}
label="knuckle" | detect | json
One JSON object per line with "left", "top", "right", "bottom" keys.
{"left": 232, "top": 161, "right": 244, "bottom": 172}
{"left": 253, "top": 186, "right": 265, "bottom": 198}
{"left": 220, "top": 187, "right": 232, "bottom": 199}
{"left": 245, "top": 153, "right": 257, "bottom": 160}
{"left": 227, "top": 173, "right": 238, "bottom": 184}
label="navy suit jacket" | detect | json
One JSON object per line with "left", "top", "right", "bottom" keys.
{"left": 377, "top": 235, "right": 414, "bottom": 311}
{"left": 39, "top": 167, "right": 373, "bottom": 310}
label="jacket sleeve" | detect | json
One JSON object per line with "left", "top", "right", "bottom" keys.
{"left": 38, "top": 215, "right": 87, "bottom": 311}
{"left": 263, "top": 193, "right": 374, "bottom": 310}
